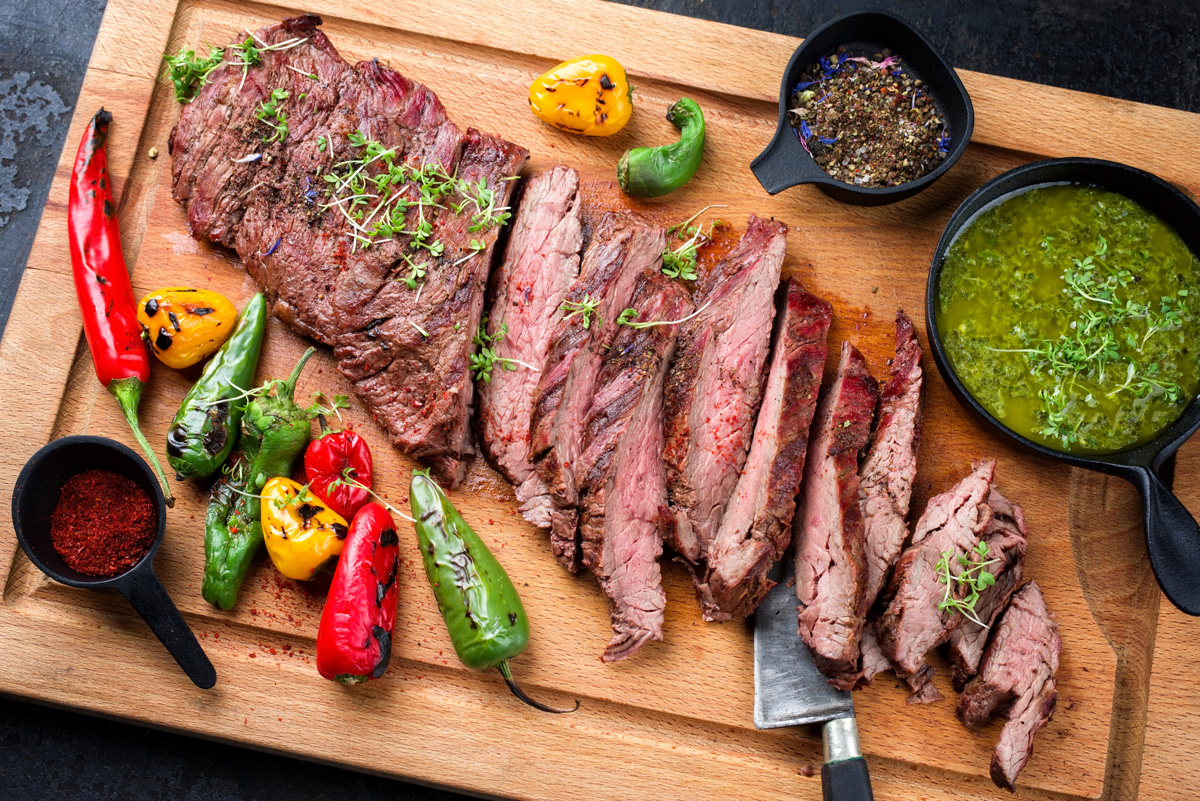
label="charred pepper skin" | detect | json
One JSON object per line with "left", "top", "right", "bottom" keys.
{"left": 316, "top": 503, "right": 399, "bottom": 684}
{"left": 261, "top": 476, "right": 349, "bottom": 581}
{"left": 68, "top": 108, "right": 173, "bottom": 505}
{"left": 138, "top": 287, "right": 238, "bottom": 369}
{"left": 410, "top": 472, "right": 576, "bottom": 713}
{"left": 617, "top": 98, "right": 706, "bottom": 198}
{"left": 167, "top": 293, "right": 266, "bottom": 479}
{"left": 202, "top": 348, "right": 315, "bottom": 610}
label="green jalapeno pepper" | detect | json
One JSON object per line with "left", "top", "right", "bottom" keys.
{"left": 617, "top": 97, "right": 705, "bottom": 198}
{"left": 202, "top": 347, "right": 315, "bottom": 610}
{"left": 167, "top": 293, "right": 266, "bottom": 479}
{"left": 409, "top": 470, "right": 577, "bottom": 713}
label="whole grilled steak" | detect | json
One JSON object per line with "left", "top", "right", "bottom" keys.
{"left": 957, "top": 581, "right": 1060, "bottom": 791}
{"left": 949, "top": 488, "right": 1028, "bottom": 691}
{"left": 169, "top": 16, "right": 528, "bottom": 484}
{"left": 528, "top": 214, "right": 665, "bottom": 569}
{"left": 663, "top": 215, "right": 786, "bottom": 565}
{"left": 876, "top": 459, "right": 996, "bottom": 702}
{"left": 576, "top": 271, "right": 692, "bottom": 661}
{"left": 795, "top": 342, "right": 878, "bottom": 675}
{"left": 860, "top": 309, "right": 923, "bottom": 612}
{"left": 698, "top": 281, "right": 831, "bottom": 620}
{"left": 477, "top": 167, "right": 583, "bottom": 501}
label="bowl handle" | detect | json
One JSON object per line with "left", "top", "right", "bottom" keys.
{"left": 1129, "top": 465, "right": 1200, "bottom": 615}
{"left": 119, "top": 568, "right": 217, "bottom": 688}
{"left": 750, "top": 125, "right": 824, "bottom": 195}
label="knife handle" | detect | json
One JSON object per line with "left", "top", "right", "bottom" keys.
{"left": 821, "top": 718, "right": 874, "bottom": 801}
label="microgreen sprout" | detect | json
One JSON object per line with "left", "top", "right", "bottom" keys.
{"left": 271, "top": 481, "right": 316, "bottom": 511}
{"left": 163, "top": 46, "right": 224, "bottom": 103}
{"left": 560, "top": 293, "right": 601, "bottom": 330}
{"left": 616, "top": 297, "right": 713, "bottom": 330}
{"left": 328, "top": 467, "right": 417, "bottom": 523}
{"left": 306, "top": 391, "right": 349, "bottom": 422}
{"left": 228, "top": 33, "right": 309, "bottom": 93}
{"left": 470, "top": 318, "right": 534, "bottom": 382}
{"left": 661, "top": 205, "right": 728, "bottom": 281}
{"left": 255, "top": 88, "right": 290, "bottom": 143}
{"left": 935, "top": 541, "right": 1000, "bottom": 628}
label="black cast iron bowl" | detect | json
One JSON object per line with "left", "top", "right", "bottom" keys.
{"left": 751, "top": 9, "right": 974, "bottom": 206}
{"left": 11, "top": 435, "right": 216, "bottom": 688}
{"left": 926, "top": 157, "right": 1200, "bottom": 616}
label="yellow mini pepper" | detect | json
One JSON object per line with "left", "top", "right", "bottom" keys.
{"left": 137, "top": 287, "right": 237, "bottom": 369}
{"left": 261, "top": 477, "right": 349, "bottom": 581}
{"left": 529, "top": 55, "right": 633, "bottom": 136}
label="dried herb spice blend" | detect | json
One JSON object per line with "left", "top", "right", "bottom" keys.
{"left": 789, "top": 48, "right": 949, "bottom": 188}
{"left": 50, "top": 469, "right": 158, "bottom": 576}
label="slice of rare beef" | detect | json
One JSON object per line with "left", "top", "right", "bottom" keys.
{"left": 477, "top": 167, "right": 583, "bottom": 502}
{"left": 860, "top": 309, "right": 923, "bottom": 612}
{"left": 949, "top": 488, "right": 1028, "bottom": 691}
{"left": 528, "top": 214, "right": 666, "bottom": 569}
{"left": 957, "top": 581, "right": 1060, "bottom": 792}
{"left": 663, "top": 215, "right": 786, "bottom": 565}
{"left": 795, "top": 342, "right": 878, "bottom": 675}
{"left": 576, "top": 271, "right": 692, "bottom": 661}
{"left": 698, "top": 281, "right": 831, "bottom": 620}
{"left": 875, "top": 459, "right": 996, "bottom": 703}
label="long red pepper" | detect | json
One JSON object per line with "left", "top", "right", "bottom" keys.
{"left": 316, "top": 503, "right": 399, "bottom": 684}
{"left": 68, "top": 108, "right": 173, "bottom": 505}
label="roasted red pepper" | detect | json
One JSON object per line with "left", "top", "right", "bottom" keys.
{"left": 316, "top": 503, "right": 399, "bottom": 684}
{"left": 69, "top": 108, "right": 173, "bottom": 505}
{"left": 304, "top": 418, "right": 373, "bottom": 520}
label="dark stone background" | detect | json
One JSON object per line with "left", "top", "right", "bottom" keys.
{"left": 1, "top": 1, "right": 1197, "bottom": 798}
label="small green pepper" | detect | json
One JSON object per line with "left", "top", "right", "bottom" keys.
{"left": 617, "top": 97, "right": 705, "bottom": 198}
{"left": 202, "top": 347, "right": 315, "bottom": 610}
{"left": 167, "top": 293, "right": 266, "bottom": 479}
{"left": 410, "top": 471, "right": 577, "bottom": 713}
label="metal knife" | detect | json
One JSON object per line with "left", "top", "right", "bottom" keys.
{"left": 754, "top": 560, "right": 874, "bottom": 801}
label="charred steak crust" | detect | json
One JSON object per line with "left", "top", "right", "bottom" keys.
{"left": 860, "top": 308, "right": 924, "bottom": 612}
{"left": 949, "top": 488, "right": 1029, "bottom": 691}
{"left": 478, "top": 166, "right": 584, "bottom": 493}
{"left": 957, "top": 581, "right": 1060, "bottom": 792}
{"left": 795, "top": 341, "right": 879, "bottom": 675}
{"left": 875, "top": 459, "right": 997, "bottom": 702}
{"left": 698, "top": 280, "right": 832, "bottom": 620}
{"left": 576, "top": 271, "right": 692, "bottom": 662}
{"left": 169, "top": 17, "right": 528, "bottom": 483}
{"left": 528, "top": 213, "right": 666, "bottom": 571}
{"left": 663, "top": 215, "right": 786, "bottom": 566}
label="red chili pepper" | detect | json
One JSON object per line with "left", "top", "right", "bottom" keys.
{"left": 304, "top": 419, "right": 373, "bottom": 519}
{"left": 316, "top": 503, "right": 399, "bottom": 684}
{"left": 68, "top": 109, "right": 173, "bottom": 505}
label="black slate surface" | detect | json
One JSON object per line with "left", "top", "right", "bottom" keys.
{"left": 1, "top": 1, "right": 1198, "bottom": 799}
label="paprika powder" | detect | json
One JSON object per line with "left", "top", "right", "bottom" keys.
{"left": 49, "top": 469, "right": 157, "bottom": 577}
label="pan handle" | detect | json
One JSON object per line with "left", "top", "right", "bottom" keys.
{"left": 821, "top": 717, "right": 874, "bottom": 801}
{"left": 1130, "top": 464, "right": 1200, "bottom": 616}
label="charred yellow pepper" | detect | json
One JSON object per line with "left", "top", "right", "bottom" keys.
{"left": 261, "top": 477, "right": 349, "bottom": 581}
{"left": 137, "top": 287, "right": 237, "bottom": 369}
{"left": 529, "top": 55, "right": 633, "bottom": 136}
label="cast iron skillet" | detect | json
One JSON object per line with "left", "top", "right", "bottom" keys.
{"left": 926, "top": 157, "right": 1200, "bottom": 616}
{"left": 750, "top": 9, "right": 974, "bottom": 206}
{"left": 12, "top": 435, "right": 217, "bottom": 687}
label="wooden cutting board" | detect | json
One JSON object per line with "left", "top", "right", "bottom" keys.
{"left": 3, "top": 0, "right": 1199, "bottom": 798}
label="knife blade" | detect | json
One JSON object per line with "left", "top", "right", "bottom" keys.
{"left": 754, "top": 559, "right": 875, "bottom": 801}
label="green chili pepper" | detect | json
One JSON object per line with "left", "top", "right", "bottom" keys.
{"left": 617, "top": 97, "right": 705, "bottom": 198}
{"left": 166, "top": 293, "right": 266, "bottom": 479}
{"left": 202, "top": 347, "right": 315, "bottom": 610}
{"left": 410, "top": 470, "right": 577, "bottom": 713}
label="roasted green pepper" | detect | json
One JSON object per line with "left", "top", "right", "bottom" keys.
{"left": 167, "top": 293, "right": 266, "bottom": 479}
{"left": 202, "top": 348, "right": 315, "bottom": 610}
{"left": 617, "top": 97, "right": 705, "bottom": 198}
{"left": 410, "top": 471, "right": 577, "bottom": 713}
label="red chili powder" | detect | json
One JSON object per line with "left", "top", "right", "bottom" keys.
{"left": 49, "top": 469, "right": 157, "bottom": 577}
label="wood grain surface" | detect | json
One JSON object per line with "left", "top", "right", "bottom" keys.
{"left": 2, "top": 1, "right": 1198, "bottom": 799}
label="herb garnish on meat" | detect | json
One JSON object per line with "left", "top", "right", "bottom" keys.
{"left": 164, "top": 47, "right": 225, "bottom": 103}
{"left": 935, "top": 541, "right": 999, "bottom": 628}
{"left": 471, "top": 319, "right": 534, "bottom": 382}
{"left": 660, "top": 205, "right": 726, "bottom": 281}
{"left": 255, "top": 88, "right": 290, "bottom": 143}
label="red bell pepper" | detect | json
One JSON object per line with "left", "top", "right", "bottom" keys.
{"left": 304, "top": 420, "right": 373, "bottom": 520}
{"left": 69, "top": 108, "right": 173, "bottom": 505}
{"left": 316, "top": 503, "right": 399, "bottom": 684}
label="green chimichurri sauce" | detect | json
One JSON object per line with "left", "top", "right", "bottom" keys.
{"left": 937, "top": 184, "right": 1200, "bottom": 454}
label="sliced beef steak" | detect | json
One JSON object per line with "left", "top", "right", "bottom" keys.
{"left": 477, "top": 167, "right": 583, "bottom": 499}
{"left": 576, "top": 271, "right": 692, "bottom": 661}
{"left": 663, "top": 215, "right": 786, "bottom": 565}
{"left": 876, "top": 459, "right": 996, "bottom": 702}
{"left": 957, "top": 581, "right": 1060, "bottom": 791}
{"left": 698, "top": 281, "right": 831, "bottom": 620}
{"left": 949, "top": 489, "right": 1028, "bottom": 690}
{"left": 795, "top": 342, "right": 878, "bottom": 675}
{"left": 528, "top": 214, "right": 665, "bottom": 569}
{"left": 860, "top": 309, "right": 923, "bottom": 611}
